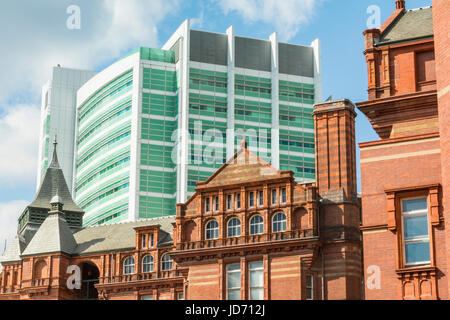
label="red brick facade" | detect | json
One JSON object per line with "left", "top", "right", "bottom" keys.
{"left": 0, "top": 99, "right": 362, "bottom": 300}
{"left": 358, "top": 1, "right": 448, "bottom": 300}
{"left": 432, "top": 0, "right": 450, "bottom": 298}
{"left": 0, "top": 0, "right": 447, "bottom": 301}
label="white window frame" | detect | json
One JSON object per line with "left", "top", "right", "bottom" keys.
{"left": 249, "top": 191, "right": 255, "bottom": 208}
{"left": 306, "top": 275, "right": 314, "bottom": 300}
{"left": 161, "top": 254, "right": 173, "bottom": 271}
{"left": 227, "top": 194, "right": 232, "bottom": 211}
{"left": 123, "top": 256, "right": 135, "bottom": 275}
{"left": 271, "top": 189, "right": 277, "bottom": 205}
{"left": 141, "top": 234, "right": 147, "bottom": 248}
{"left": 401, "top": 196, "right": 431, "bottom": 267}
{"left": 258, "top": 190, "right": 264, "bottom": 207}
{"left": 235, "top": 193, "right": 241, "bottom": 209}
{"left": 280, "top": 188, "right": 287, "bottom": 204}
{"left": 205, "top": 197, "right": 210, "bottom": 213}
{"left": 272, "top": 212, "right": 287, "bottom": 233}
{"left": 214, "top": 196, "right": 219, "bottom": 212}
{"left": 249, "top": 261, "right": 264, "bottom": 300}
{"left": 227, "top": 217, "right": 242, "bottom": 237}
{"left": 205, "top": 220, "right": 219, "bottom": 240}
{"left": 142, "top": 254, "right": 154, "bottom": 273}
{"left": 226, "top": 263, "right": 241, "bottom": 300}
{"left": 249, "top": 215, "right": 264, "bottom": 235}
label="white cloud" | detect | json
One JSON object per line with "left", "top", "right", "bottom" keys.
{"left": 0, "top": 104, "right": 40, "bottom": 186}
{"left": 0, "top": 200, "right": 28, "bottom": 252}
{"left": 191, "top": 8, "right": 205, "bottom": 28}
{"left": 0, "top": 0, "right": 180, "bottom": 104}
{"left": 218, "top": 0, "right": 322, "bottom": 41}
{"left": 0, "top": 200, "right": 27, "bottom": 272}
{"left": 0, "top": 0, "right": 180, "bottom": 197}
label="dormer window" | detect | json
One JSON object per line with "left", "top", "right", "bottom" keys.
{"left": 235, "top": 193, "right": 241, "bottom": 210}
{"left": 281, "top": 188, "right": 287, "bottom": 204}
{"left": 227, "top": 194, "right": 232, "bottom": 211}
{"left": 271, "top": 189, "right": 277, "bottom": 205}
{"left": 141, "top": 234, "right": 147, "bottom": 248}
{"left": 249, "top": 192, "right": 255, "bottom": 208}
{"left": 258, "top": 190, "right": 264, "bottom": 207}
{"left": 149, "top": 233, "right": 154, "bottom": 248}
{"left": 214, "top": 196, "right": 219, "bottom": 212}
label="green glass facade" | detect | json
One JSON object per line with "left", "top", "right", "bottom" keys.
{"left": 74, "top": 27, "right": 320, "bottom": 226}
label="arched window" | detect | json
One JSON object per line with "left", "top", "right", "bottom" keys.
{"left": 205, "top": 220, "right": 219, "bottom": 239}
{"left": 161, "top": 254, "right": 173, "bottom": 271}
{"left": 272, "top": 212, "right": 287, "bottom": 233}
{"left": 227, "top": 217, "right": 241, "bottom": 237}
{"left": 123, "top": 256, "right": 135, "bottom": 275}
{"left": 142, "top": 255, "right": 154, "bottom": 273}
{"left": 249, "top": 215, "right": 264, "bottom": 235}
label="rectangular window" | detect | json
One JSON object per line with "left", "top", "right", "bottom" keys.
{"left": 214, "top": 196, "right": 219, "bottom": 212}
{"left": 227, "top": 194, "right": 232, "bottom": 211}
{"left": 227, "top": 264, "right": 241, "bottom": 300}
{"left": 306, "top": 275, "right": 314, "bottom": 300}
{"left": 249, "top": 261, "right": 264, "bottom": 300}
{"left": 142, "top": 234, "right": 147, "bottom": 248}
{"left": 236, "top": 193, "right": 241, "bottom": 209}
{"left": 205, "top": 197, "right": 210, "bottom": 212}
{"left": 271, "top": 189, "right": 277, "bottom": 205}
{"left": 177, "top": 292, "right": 184, "bottom": 300}
{"left": 401, "top": 197, "right": 430, "bottom": 267}
{"left": 281, "top": 188, "right": 287, "bottom": 204}
{"left": 141, "top": 295, "right": 154, "bottom": 300}
{"left": 149, "top": 233, "right": 154, "bottom": 248}
{"left": 249, "top": 192, "right": 254, "bottom": 208}
{"left": 258, "top": 190, "right": 264, "bottom": 207}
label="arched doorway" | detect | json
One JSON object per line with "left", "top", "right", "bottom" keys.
{"left": 78, "top": 262, "right": 100, "bottom": 300}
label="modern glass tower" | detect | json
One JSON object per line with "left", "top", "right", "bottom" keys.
{"left": 73, "top": 19, "right": 321, "bottom": 226}
{"left": 37, "top": 66, "right": 97, "bottom": 193}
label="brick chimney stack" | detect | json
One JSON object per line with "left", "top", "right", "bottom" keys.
{"left": 313, "top": 99, "right": 362, "bottom": 300}
{"left": 396, "top": 0, "right": 406, "bottom": 9}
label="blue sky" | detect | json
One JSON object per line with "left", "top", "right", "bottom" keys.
{"left": 0, "top": 0, "right": 432, "bottom": 248}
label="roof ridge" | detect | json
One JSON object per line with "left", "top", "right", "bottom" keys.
{"left": 408, "top": 6, "right": 432, "bottom": 11}
{"left": 84, "top": 215, "right": 176, "bottom": 229}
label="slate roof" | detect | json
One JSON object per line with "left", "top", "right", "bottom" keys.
{"left": 72, "top": 216, "right": 175, "bottom": 255}
{"left": 378, "top": 7, "right": 433, "bottom": 46}
{"left": 29, "top": 156, "right": 83, "bottom": 213}
{"left": 21, "top": 211, "right": 78, "bottom": 256}
{"left": 0, "top": 237, "right": 24, "bottom": 263}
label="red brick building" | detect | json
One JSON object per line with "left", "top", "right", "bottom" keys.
{"left": 0, "top": 97, "right": 362, "bottom": 300}
{"left": 358, "top": 0, "right": 448, "bottom": 299}
{"left": 0, "top": 0, "right": 447, "bottom": 301}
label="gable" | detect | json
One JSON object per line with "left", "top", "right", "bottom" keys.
{"left": 199, "top": 148, "right": 283, "bottom": 188}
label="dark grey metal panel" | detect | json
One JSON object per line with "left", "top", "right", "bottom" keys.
{"left": 235, "top": 37, "right": 271, "bottom": 72}
{"left": 278, "top": 43, "right": 314, "bottom": 77}
{"left": 190, "top": 30, "right": 228, "bottom": 66}
{"left": 170, "top": 38, "right": 181, "bottom": 64}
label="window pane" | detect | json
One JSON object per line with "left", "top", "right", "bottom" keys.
{"left": 404, "top": 215, "right": 428, "bottom": 239}
{"left": 405, "top": 241, "right": 430, "bottom": 264}
{"left": 228, "top": 289, "right": 241, "bottom": 300}
{"left": 250, "top": 288, "right": 264, "bottom": 300}
{"left": 227, "top": 272, "right": 241, "bottom": 288}
{"left": 227, "top": 263, "right": 240, "bottom": 272}
{"left": 250, "top": 261, "right": 263, "bottom": 269}
{"left": 403, "top": 198, "right": 427, "bottom": 212}
{"left": 250, "top": 270, "right": 263, "bottom": 287}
